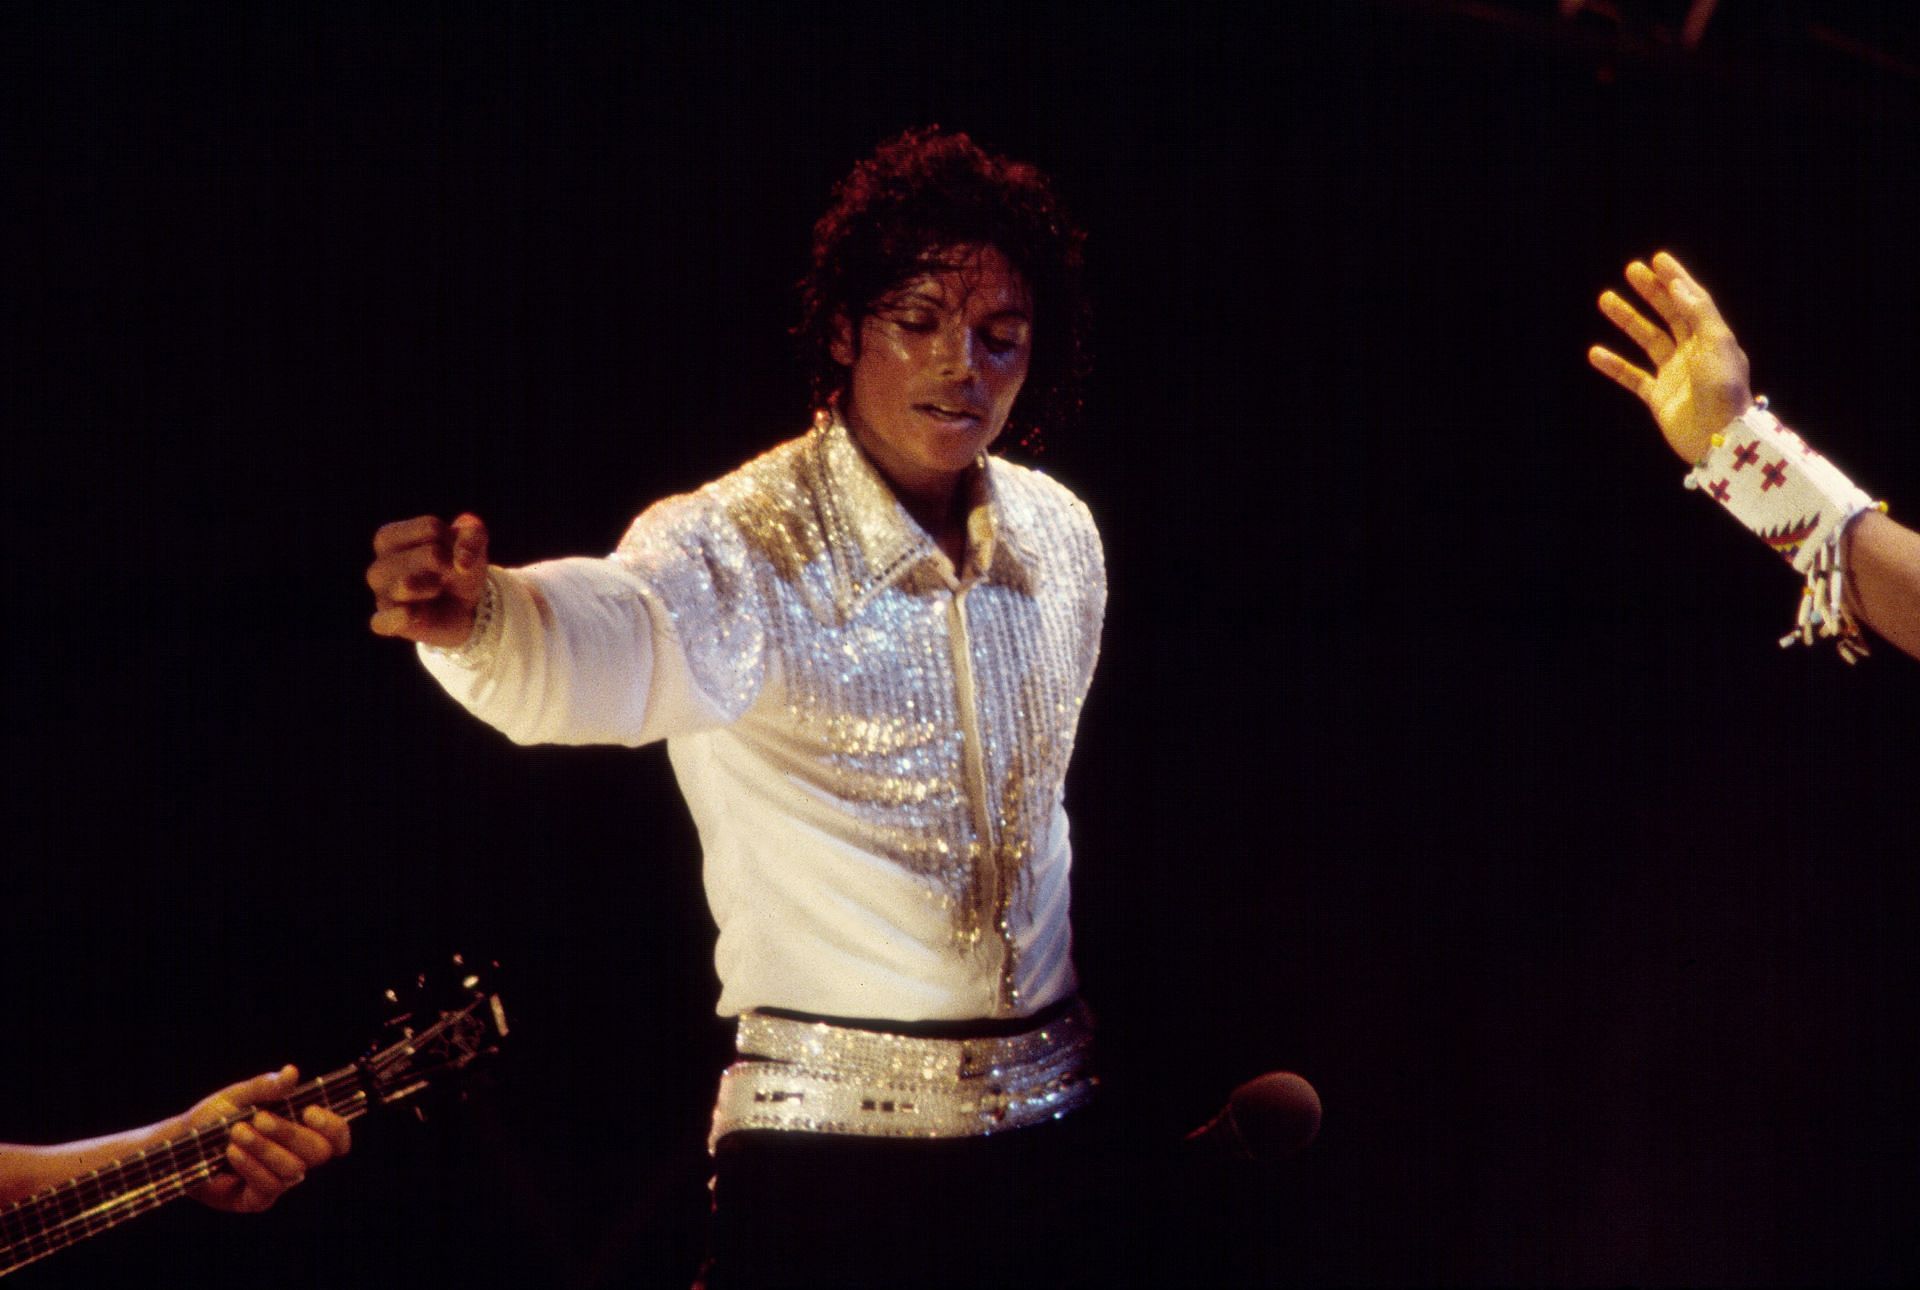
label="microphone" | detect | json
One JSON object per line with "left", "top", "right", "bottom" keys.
{"left": 1182, "top": 1071, "right": 1322, "bottom": 1162}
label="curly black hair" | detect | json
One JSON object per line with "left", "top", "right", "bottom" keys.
{"left": 796, "top": 127, "right": 1090, "bottom": 449}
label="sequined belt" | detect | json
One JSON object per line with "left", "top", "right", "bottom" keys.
{"left": 708, "top": 1001, "right": 1096, "bottom": 1151}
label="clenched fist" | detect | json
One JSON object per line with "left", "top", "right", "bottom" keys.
{"left": 367, "top": 513, "right": 491, "bottom": 648}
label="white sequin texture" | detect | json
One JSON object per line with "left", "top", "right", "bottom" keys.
{"left": 618, "top": 417, "right": 1105, "bottom": 1012}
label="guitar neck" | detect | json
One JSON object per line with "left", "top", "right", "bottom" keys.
{"left": 0, "top": 1065, "right": 371, "bottom": 1278}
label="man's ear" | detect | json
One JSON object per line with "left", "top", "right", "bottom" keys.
{"left": 829, "top": 314, "right": 857, "bottom": 368}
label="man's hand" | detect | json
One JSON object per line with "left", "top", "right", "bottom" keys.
{"left": 186, "top": 1066, "right": 353, "bottom": 1214}
{"left": 368, "top": 513, "right": 490, "bottom": 648}
{"left": 1589, "top": 250, "right": 1753, "bottom": 463}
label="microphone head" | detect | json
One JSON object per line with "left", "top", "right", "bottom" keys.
{"left": 1225, "top": 1071, "right": 1322, "bottom": 1159}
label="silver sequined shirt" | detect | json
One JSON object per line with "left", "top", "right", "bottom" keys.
{"left": 421, "top": 416, "right": 1106, "bottom": 1020}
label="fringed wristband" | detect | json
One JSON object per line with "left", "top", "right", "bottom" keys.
{"left": 1683, "top": 399, "right": 1885, "bottom": 663}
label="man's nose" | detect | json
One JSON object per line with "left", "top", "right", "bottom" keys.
{"left": 932, "top": 323, "right": 977, "bottom": 377}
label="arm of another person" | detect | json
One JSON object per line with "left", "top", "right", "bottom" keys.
{"left": 0, "top": 1065, "right": 351, "bottom": 1209}
{"left": 1844, "top": 511, "right": 1920, "bottom": 659}
{"left": 1588, "top": 250, "right": 1920, "bottom": 662}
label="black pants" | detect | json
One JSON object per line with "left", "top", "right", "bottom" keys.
{"left": 698, "top": 1099, "right": 1151, "bottom": 1289}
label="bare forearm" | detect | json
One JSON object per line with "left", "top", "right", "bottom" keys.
{"left": 0, "top": 1118, "right": 183, "bottom": 1204}
{"left": 1846, "top": 511, "right": 1920, "bottom": 662}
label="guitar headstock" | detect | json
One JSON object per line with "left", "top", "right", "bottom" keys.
{"left": 357, "top": 952, "right": 509, "bottom": 1114}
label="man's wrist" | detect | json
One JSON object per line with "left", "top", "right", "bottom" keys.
{"left": 424, "top": 571, "right": 502, "bottom": 669}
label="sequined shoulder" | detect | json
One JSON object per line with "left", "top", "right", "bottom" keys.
{"left": 614, "top": 430, "right": 842, "bottom": 637}
{"left": 608, "top": 437, "right": 832, "bottom": 725}
{"left": 989, "top": 455, "right": 1101, "bottom": 537}
{"left": 986, "top": 456, "right": 1106, "bottom": 589}
{"left": 704, "top": 433, "right": 839, "bottom": 585}
{"left": 616, "top": 434, "right": 826, "bottom": 579}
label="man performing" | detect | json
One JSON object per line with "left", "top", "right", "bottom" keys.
{"left": 365, "top": 128, "right": 1113, "bottom": 1286}
{"left": 1590, "top": 250, "right": 1920, "bottom": 662}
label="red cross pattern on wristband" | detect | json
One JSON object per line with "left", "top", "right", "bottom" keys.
{"left": 1761, "top": 459, "right": 1789, "bottom": 492}
{"left": 1706, "top": 478, "right": 1732, "bottom": 503}
{"left": 1732, "top": 442, "right": 1761, "bottom": 470}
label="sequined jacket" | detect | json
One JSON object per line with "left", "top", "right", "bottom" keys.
{"left": 421, "top": 417, "right": 1106, "bottom": 1021}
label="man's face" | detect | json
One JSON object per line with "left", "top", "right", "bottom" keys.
{"left": 834, "top": 244, "right": 1033, "bottom": 500}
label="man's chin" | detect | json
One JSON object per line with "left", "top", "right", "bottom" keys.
{"left": 921, "top": 420, "right": 1000, "bottom": 461}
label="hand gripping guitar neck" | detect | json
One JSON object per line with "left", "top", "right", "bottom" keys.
{"left": 0, "top": 954, "right": 508, "bottom": 1279}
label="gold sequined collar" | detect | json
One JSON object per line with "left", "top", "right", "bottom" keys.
{"left": 812, "top": 411, "right": 1039, "bottom": 621}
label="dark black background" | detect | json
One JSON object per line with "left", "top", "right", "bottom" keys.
{"left": 5, "top": 2, "right": 1918, "bottom": 1285}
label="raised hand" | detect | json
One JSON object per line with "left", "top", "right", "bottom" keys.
{"left": 186, "top": 1066, "right": 352, "bottom": 1214}
{"left": 1589, "top": 251, "right": 1753, "bottom": 464}
{"left": 367, "top": 513, "right": 490, "bottom": 648}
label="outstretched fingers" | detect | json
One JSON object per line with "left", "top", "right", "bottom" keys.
{"left": 1650, "top": 250, "right": 1730, "bottom": 330}
{"left": 1591, "top": 251, "right": 1752, "bottom": 463}
{"left": 1625, "top": 259, "right": 1692, "bottom": 343}
{"left": 1587, "top": 344, "right": 1655, "bottom": 405}
{"left": 1598, "top": 288, "right": 1675, "bottom": 366}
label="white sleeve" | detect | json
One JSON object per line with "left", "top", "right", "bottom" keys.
{"left": 418, "top": 493, "right": 773, "bottom": 745}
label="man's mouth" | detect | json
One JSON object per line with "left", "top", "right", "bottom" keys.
{"left": 916, "top": 402, "right": 982, "bottom": 425}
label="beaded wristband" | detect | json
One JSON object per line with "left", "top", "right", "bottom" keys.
{"left": 423, "top": 569, "right": 502, "bottom": 670}
{"left": 1683, "top": 399, "right": 1885, "bottom": 663}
